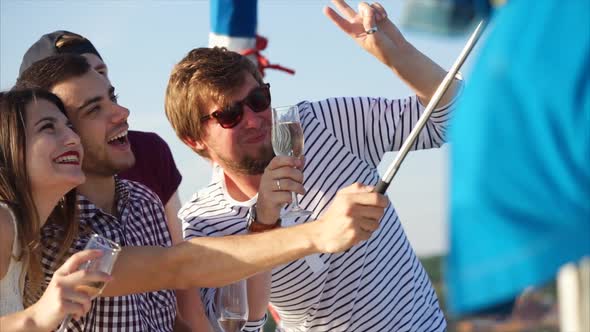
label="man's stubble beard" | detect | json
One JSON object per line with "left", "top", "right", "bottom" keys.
{"left": 220, "top": 144, "right": 275, "bottom": 175}
{"left": 82, "top": 149, "right": 136, "bottom": 177}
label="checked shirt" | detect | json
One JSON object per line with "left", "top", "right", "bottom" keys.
{"left": 41, "top": 178, "right": 177, "bottom": 332}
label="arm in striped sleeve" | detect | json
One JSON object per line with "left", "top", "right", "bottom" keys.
{"left": 303, "top": 89, "right": 460, "bottom": 169}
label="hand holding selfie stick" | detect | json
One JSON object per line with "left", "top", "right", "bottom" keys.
{"left": 374, "top": 20, "right": 486, "bottom": 194}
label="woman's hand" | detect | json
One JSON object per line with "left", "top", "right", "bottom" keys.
{"left": 28, "top": 249, "right": 112, "bottom": 330}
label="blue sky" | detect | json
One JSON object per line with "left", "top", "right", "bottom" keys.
{"left": 0, "top": 0, "right": 476, "bottom": 255}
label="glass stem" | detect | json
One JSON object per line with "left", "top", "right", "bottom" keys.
{"left": 287, "top": 150, "right": 301, "bottom": 210}
{"left": 291, "top": 192, "right": 300, "bottom": 210}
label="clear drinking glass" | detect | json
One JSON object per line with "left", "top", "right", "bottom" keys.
{"left": 56, "top": 234, "right": 121, "bottom": 332}
{"left": 215, "top": 279, "right": 249, "bottom": 332}
{"left": 271, "top": 105, "right": 312, "bottom": 218}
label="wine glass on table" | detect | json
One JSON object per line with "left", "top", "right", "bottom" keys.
{"left": 56, "top": 234, "right": 121, "bottom": 332}
{"left": 271, "top": 105, "right": 312, "bottom": 218}
{"left": 215, "top": 279, "right": 249, "bottom": 332}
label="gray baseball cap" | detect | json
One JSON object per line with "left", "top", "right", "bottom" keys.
{"left": 19, "top": 30, "right": 102, "bottom": 75}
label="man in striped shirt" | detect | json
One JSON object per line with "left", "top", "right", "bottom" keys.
{"left": 165, "top": 1, "right": 461, "bottom": 331}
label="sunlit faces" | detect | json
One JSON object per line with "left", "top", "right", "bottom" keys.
{"left": 196, "top": 72, "right": 274, "bottom": 175}
{"left": 25, "top": 98, "right": 85, "bottom": 194}
{"left": 82, "top": 53, "right": 109, "bottom": 79}
{"left": 51, "top": 69, "right": 135, "bottom": 177}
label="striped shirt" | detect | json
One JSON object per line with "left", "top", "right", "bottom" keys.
{"left": 41, "top": 178, "right": 177, "bottom": 332}
{"left": 181, "top": 95, "right": 451, "bottom": 332}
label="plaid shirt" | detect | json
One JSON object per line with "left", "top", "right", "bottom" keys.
{"left": 41, "top": 178, "right": 176, "bottom": 332}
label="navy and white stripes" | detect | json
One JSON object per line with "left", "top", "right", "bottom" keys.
{"left": 181, "top": 94, "right": 450, "bottom": 331}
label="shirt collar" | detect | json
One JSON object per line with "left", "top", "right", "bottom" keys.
{"left": 214, "top": 163, "right": 257, "bottom": 208}
{"left": 77, "top": 176, "right": 130, "bottom": 221}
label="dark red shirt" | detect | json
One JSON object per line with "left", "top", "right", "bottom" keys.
{"left": 118, "top": 130, "right": 182, "bottom": 205}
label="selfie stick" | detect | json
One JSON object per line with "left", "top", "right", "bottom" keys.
{"left": 374, "top": 20, "right": 486, "bottom": 194}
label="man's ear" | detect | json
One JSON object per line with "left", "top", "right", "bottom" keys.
{"left": 182, "top": 136, "right": 205, "bottom": 152}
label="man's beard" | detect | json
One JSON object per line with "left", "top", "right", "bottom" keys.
{"left": 219, "top": 144, "right": 275, "bottom": 175}
{"left": 82, "top": 149, "right": 136, "bottom": 177}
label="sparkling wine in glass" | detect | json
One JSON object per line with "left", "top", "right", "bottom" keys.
{"left": 272, "top": 105, "right": 312, "bottom": 218}
{"left": 56, "top": 234, "right": 121, "bottom": 332}
{"left": 215, "top": 279, "right": 248, "bottom": 332}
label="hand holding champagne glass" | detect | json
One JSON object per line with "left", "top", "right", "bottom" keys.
{"left": 215, "top": 279, "right": 248, "bottom": 332}
{"left": 57, "top": 234, "right": 121, "bottom": 332}
{"left": 271, "top": 105, "right": 312, "bottom": 218}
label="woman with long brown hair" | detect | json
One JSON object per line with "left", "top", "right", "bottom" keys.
{"left": 0, "top": 89, "right": 111, "bottom": 331}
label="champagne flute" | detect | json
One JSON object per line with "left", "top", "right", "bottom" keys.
{"left": 271, "top": 105, "right": 312, "bottom": 218}
{"left": 215, "top": 279, "right": 249, "bottom": 332}
{"left": 57, "top": 234, "right": 121, "bottom": 332}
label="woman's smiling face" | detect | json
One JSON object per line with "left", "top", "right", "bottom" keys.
{"left": 25, "top": 97, "right": 85, "bottom": 196}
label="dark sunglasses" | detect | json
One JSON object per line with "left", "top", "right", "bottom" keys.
{"left": 200, "top": 83, "right": 271, "bottom": 129}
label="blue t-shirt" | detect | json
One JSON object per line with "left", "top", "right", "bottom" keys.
{"left": 447, "top": 0, "right": 590, "bottom": 315}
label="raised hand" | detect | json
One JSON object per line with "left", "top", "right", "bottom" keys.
{"left": 323, "top": 0, "right": 408, "bottom": 68}
{"left": 257, "top": 156, "right": 305, "bottom": 224}
{"left": 312, "top": 183, "right": 388, "bottom": 253}
{"left": 28, "top": 249, "right": 112, "bottom": 330}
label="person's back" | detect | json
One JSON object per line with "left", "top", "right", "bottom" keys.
{"left": 447, "top": 0, "right": 590, "bottom": 315}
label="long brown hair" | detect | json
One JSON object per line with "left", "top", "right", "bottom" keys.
{"left": 0, "top": 89, "right": 79, "bottom": 305}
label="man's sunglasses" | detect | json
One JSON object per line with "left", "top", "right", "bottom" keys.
{"left": 200, "top": 83, "right": 271, "bottom": 129}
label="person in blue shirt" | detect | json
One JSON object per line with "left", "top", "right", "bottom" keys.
{"left": 447, "top": 0, "right": 590, "bottom": 317}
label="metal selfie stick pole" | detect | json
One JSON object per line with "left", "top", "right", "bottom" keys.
{"left": 374, "top": 20, "right": 487, "bottom": 194}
